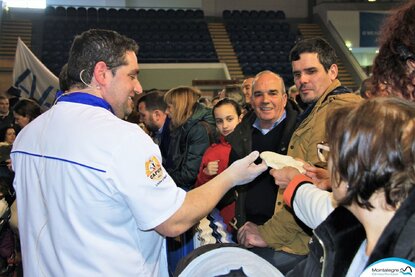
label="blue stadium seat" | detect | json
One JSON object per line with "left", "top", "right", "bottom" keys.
{"left": 55, "top": 6, "right": 66, "bottom": 17}
{"left": 44, "top": 6, "right": 55, "bottom": 16}
{"left": 77, "top": 7, "right": 87, "bottom": 19}
{"left": 276, "top": 10, "right": 286, "bottom": 20}
{"left": 97, "top": 8, "right": 107, "bottom": 21}
{"left": 87, "top": 7, "right": 98, "bottom": 22}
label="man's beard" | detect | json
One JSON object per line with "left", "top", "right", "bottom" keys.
{"left": 147, "top": 122, "right": 159, "bottom": 133}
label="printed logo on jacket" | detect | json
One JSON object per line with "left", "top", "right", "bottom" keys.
{"left": 145, "top": 156, "right": 164, "bottom": 182}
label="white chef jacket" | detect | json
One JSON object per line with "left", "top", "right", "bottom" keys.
{"left": 12, "top": 94, "right": 186, "bottom": 276}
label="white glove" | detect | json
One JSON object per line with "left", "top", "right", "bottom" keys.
{"left": 223, "top": 151, "right": 267, "bottom": 187}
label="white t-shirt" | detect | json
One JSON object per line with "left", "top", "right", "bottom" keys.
{"left": 12, "top": 98, "right": 186, "bottom": 276}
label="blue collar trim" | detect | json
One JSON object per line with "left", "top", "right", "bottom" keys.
{"left": 57, "top": 92, "right": 114, "bottom": 114}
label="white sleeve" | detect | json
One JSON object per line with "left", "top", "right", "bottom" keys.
{"left": 292, "top": 184, "right": 335, "bottom": 229}
{"left": 110, "top": 128, "right": 186, "bottom": 231}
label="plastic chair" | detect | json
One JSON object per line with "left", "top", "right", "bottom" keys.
{"left": 77, "top": 7, "right": 87, "bottom": 19}
{"left": 97, "top": 8, "right": 108, "bottom": 22}
{"left": 55, "top": 6, "right": 66, "bottom": 17}
{"left": 223, "top": 10, "right": 231, "bottom": 19}
{"left": 87, "top": 7, "right": 97, "bottom": 23}
{"left": 276, "top": 10, "right": 286, "bottom": 20}
{"left": 194, "top": 10, "right": 204, "bottom": 19}
{"left": 44, "top": 6, "right": 55, "bottom": 16}
{"left": 67, "top": 7, "right": 77, "bottom": 18}
{"left": 156, "top": 9, "right": 167, "bottom": 18}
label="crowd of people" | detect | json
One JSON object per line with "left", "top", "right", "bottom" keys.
{"left": 2, "top": 1, "right": 415, "bottom": 276}
{"left": 0, "top": 95, "right": 42, "bottom": 276}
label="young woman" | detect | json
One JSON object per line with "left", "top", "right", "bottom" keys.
{"left": 195, "top": 98, "right": 243, "bottom": 229}
{"left": 281, "top": 97, "right": 415, "bottom": 276}
{"left": 0, "top": 127, "right": 16, "bottom": 146}
{"left": 164, "top": 86, "right": 216, "bottom": 190}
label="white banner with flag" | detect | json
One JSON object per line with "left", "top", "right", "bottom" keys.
{"left": 13, "top": 37, "right": 59, "bottom": 109}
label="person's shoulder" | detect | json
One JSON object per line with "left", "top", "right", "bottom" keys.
{"left": 327, "top": 91, "right": 362, "bottom": 108}
{"left": 285, "top": 100, "right": 300, "bottom": 117}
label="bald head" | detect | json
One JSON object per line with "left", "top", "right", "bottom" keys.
{"left": 251, "top": 71, "right": 287, "bottom": 129}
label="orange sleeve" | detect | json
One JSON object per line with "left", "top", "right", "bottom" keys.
{"left": 283, "top": 174, "right": 312, "bottom": 208}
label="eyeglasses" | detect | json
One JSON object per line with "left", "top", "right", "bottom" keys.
{"left": 317, "top": 142, "right": 330, "bottom": 163}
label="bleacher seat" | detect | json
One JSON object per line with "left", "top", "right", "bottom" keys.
{"left": 223, "top": 9, "right": 297, "bottom": 84}
{"left": 87, "top": 7, "right": 98, "bottom": 23}
{"left": 276, "top": 10, "right": 286, "bottom": 20}
{"left": 55, "top": 6, "right": 66, "bottom": 17}
{"left": 126, "top": 9, "right": 138, "bottom": 19}
{"left": 175, "top": 9, "right": 186, "bottom": 18}
{"left": 44, "top": 6, "right": 55, "bottom": 16}
{"left": 97, "top": 8, "right": 107, "bottom": 21}
{"left": 77, "top": 7, "right": 87, "bottom": 18}
{"left": 41, "top": 6, "right": 218, "bottom": 74}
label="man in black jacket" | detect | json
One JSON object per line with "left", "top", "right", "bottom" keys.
{"left": 226, "top": 71, "right": 308, "bottom": 273}
{"left": 227, "top": 71, "right": 298, "bottom": 228}
{"left": 137, "top": 90, "right": 170, "bottom": 165}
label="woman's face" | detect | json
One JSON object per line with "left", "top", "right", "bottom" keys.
{"left": 329, "top": 158, "right": 349, "bottom": 203}
{"left": 214, "top": 104, "right": 242, "bottom": 136}
{"left": 166, "top": 104, "right": 175, "bottom": 118}
{"left": 14, "top": 112, "right": 30, "bottom": 128}
{"left": 4, "top": 128, "right": 16, "bottom": 144}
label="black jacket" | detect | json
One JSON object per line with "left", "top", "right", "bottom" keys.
{"left": 158, "top": 117, "right": 171, "bottom": 166}
{"left": 226, "top": 102, "right": 299, "bottom": 228}
{"left": 165, "top": 103, "right": 216, "bottom": 190}
{"left": 287, "top": 188, "right": 415, "bottom": 277}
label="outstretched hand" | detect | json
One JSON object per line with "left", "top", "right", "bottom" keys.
{"left": 225, "top": 151, "right": 267, "bottom": 187}
{"left": 303, "top": 163, "right": 331, "bottom": 190}
{"left": 270, "top": 166, "right": 302, "bottom": 189}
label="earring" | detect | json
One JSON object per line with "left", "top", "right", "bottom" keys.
{"left": 96, "top": 85, "right": 101, "bottom": 89}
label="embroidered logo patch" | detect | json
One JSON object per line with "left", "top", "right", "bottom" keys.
{"left": 145, "top": 156, "right": 163, "bottom": 182}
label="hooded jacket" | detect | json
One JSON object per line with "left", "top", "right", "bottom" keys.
{"left": 166, "top": 103, "right": 216, "bottom": 190}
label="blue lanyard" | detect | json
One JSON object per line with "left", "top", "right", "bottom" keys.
{"left": 56, "top": 92, "right": 114, "bottom": 114}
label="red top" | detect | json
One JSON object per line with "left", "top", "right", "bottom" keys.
{"left": 195, "top": 136, "right": 235, "bottom": 230}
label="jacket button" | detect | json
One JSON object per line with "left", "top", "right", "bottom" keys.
{"left": 277, "top": 201, "right": 282, "bottom": 205}
{"left": 290, "top": 145, "right": 294, "bottom": 149}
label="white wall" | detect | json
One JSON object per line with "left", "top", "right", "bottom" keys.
{"left": 327, "top": 10, "right": 389, "bottom": 48}
{"left": 327, "top": 11, "right": 360, "bottom": 48}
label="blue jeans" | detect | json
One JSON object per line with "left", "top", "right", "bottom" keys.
{"left": 249, "top": 247, "right": 307, "bottom": 275}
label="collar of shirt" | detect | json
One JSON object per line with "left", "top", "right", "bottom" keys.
{"left": 156, "top": 124, "right": 164, "bottom": 136}
{"left": 56, "top": 92, "right": 114, "bottom": 114}
{"left": 0, "top": 111, "right": 9, "bottom": 118}
{"left": 252, "top": 110, "right": 286, "bottom": 135}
